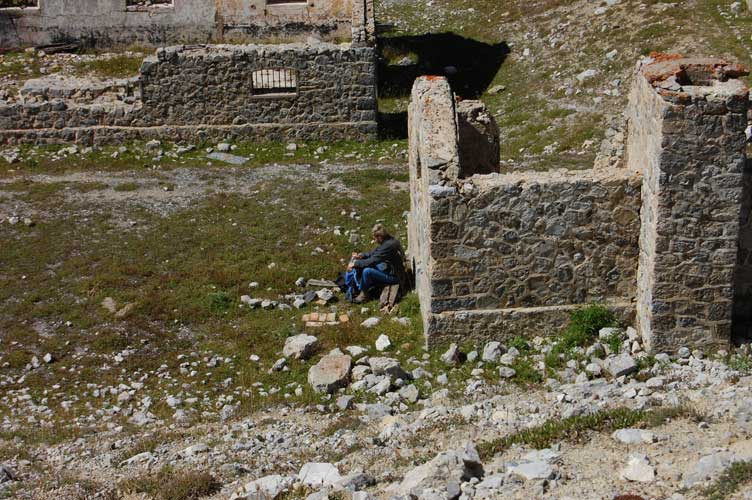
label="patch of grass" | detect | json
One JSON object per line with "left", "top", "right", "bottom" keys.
{"left": 477, "top": 405, "right": 700, "bottom": 461}
{"left": 113, "top": 181, "right": 140, "bottom": 192}
{"left": 74, "top": 54, "right": 145, "bottom": 79}
{"left": 636, "top": 354, "right": 656, "bottom": 372}
{"left": 508, "top": 336, "right": 532, "bottom": 354}
{"left": 703, "top": 461, "right": 752, "bottom": 500}
{"left": 0, "top": 140, "right": 407, "bottom": 178}
{"left": 605, "top": 330, "right": 622, "bottom": 355}
{"left": 726, "top": 352, "right": 752, "bottom": 373}
{"left": 546, "top": 304, "right": 616, "bottom": 372}
{"left": 206, "top": 291, "right": 232, "bottom": 314}
{"left": 564, "top": 304, "right": 616, "bottom": 347}
{"left": 510, "top": 357, "right": 543, "bottom": 386}
{"left": 114, "top": 431, "right": 182, "bottom": 465}
{"left": 119, "top": 467, "right": 221, "bottom": 500}
{"left": 0, "top": 51, "right": 42, "bottom": 80}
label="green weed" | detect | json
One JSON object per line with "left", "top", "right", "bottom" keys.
{"left": 477, "top": 405, "right": 700, "bottom": 461}
{"left": 703, "top": 461, "right": 752, "bottom": 500}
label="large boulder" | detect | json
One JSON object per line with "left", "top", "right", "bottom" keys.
{"left": 298, "top": 462, "right": 342, "bottom": 488}
{"left": 368, "top": 357, "right": 410, "bottom": 380}
{"left": 230, "top": 474, "right": 293, "bottom": 500}
{"left": 603, "top": 353, "right": 638, "bottom": 378}
{"left": 308, "top": 354, "right": 352, "bottom": 394}
{"left": 283, "top": 334, "right": 318, "bottom": 360}
{"left": 392, "top": 442, "right": 484, "bottom": 498}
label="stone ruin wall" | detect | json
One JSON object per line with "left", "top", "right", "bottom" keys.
{"left": 0, "top": 0, "right": 374, "bottom": 48}
{"left": 408, "top": 77, "right": 640, "bottom": 348}
{"left": 409, "top": 56, "right": 751, "bottom": 352}
{"left": 628, "top": 57, "right": 750, "bottom": 353}
{"left": 0, "top": 43, "right": 377, "bottom": 144}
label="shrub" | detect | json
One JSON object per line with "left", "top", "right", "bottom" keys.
{"left": 545, "top": 304, "right": 617, "bottom": 372}
{"left": 207, "top": 291, "right": 232, "bottom": 313}
{"left": 508, "top": 336, "right": 532, "bottom": 354}
{"left": 563, "top": 304, "right": 616, "bottom": 348}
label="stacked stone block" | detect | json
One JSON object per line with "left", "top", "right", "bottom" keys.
{"left": 627, "top": 56, "right": 749, "bottom": 353}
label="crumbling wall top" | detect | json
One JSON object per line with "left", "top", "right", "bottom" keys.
{"left": 638, "top": 53, "right": 749, "bottom": 104}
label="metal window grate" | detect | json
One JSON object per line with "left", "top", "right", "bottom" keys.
{"left": 252, "top": 69, "right": 298, "bottom": 96}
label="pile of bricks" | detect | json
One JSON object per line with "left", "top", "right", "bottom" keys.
{"left": 302, "top": 312, "right": 350, "bottom": 327}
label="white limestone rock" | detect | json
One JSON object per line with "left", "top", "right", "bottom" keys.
{"left": 283, "top": 334, "right": 318, "bottom": 360}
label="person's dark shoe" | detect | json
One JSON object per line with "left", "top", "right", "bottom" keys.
{"left": 352, "top": 291, "right": 366, "bottom": 304}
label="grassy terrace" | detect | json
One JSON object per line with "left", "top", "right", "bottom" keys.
{"left": 376, "top": 0, "right": 752, "bottom": 170}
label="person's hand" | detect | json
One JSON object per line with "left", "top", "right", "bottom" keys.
{"left": 351, "top": 252, "right": 361, "bottom": 258}
{"left": 347, "top": 261, "right": 354, "bottom": 271}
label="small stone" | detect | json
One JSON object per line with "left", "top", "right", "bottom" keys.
{"left": 576, "top": 69, "right": 597, "bottom": 82}
{"left": 441, "top": 343, "right": 462, "bottom": 365}
{"left": 272, "top": 358, "right": 287, "bottom": 372}
{"left": 375, "top": 334, "right": 391, "bottom": 351}
{"left": 654, "top": 353, "right": 671, "bottom": 364}
{"left": 101, "top": 297, "right": 117, "bottom": 314}
{"left": 645, "top": 376, "right": 664, "bottom": 388}
{"left": 482, "top": 341, "right": 504, "bottom": 362}
{"left": 336, "top": 395, "right": 355, "bottom": 410}
{"left": 509, "top": 461, "right": 554, "bottom": 481}
{"left": 677, "top": 346, "right": 691, "bottom": 359}
{"left": 217, "top": 143, "right": 231, "bottom": 152}
{"left": 120, "top": 451, "right": 154, "bottom": 466}
{"left": 620, "top": 455, "right": 655, "bottom": 482}
{"left": 182, "top": 443, "right": 209, "bottom": 456}
{"left": 230, "top": 475, "right": 292, "bottom": 500}
{"left": 399, "top": 384, "right": 420, "bottom": 403}
{"left": 361, "top": 317, "right": 381, "bottom": 328}
{"left": 585, "top": 362, "right": 602, "bottom": 376}
{"left": 0, "top": 464, "right": 17, "bottom": 483}
{"left": 42, "top": 353, "right": 54, "bottom": 364}
{"left": 466, "top": 350, "right": 478, "bottom": 363}
{"left": 368, "top": 357, "right": 410, "bottom": 379}
{"left": 498, "top": 366, "right": 516, "bottom": 378}
{"left": 612, "top": 429, "right": 656, "bottom": 444}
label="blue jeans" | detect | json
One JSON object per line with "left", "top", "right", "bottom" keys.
{"left": 361, "top": 267, "right": 399, "bottom": 291}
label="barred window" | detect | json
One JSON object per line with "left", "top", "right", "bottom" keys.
{"left": 251, "top": 69, "right": 298, "bottom": 96}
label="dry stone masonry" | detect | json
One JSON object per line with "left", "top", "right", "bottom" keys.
{"left": 628, "top": 56, "right": 750, "bottom": 353}
{"left": 0, "top": 42, "right": 377, "bottom": 144}
{"left": 409, "top": 55, "right": 751, "bottom": 353}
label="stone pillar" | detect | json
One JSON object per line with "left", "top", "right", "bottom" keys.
{"left": 627, "top": 56, "right": 749, "bottom": 353}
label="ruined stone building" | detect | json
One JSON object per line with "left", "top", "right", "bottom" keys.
{"left": 408, "top": 57, "right": 752, "bottom": 354}
{"left": 0, "top": 0, "right": 377, "bottom": 143}
{"left": 1, "top": 0, "right": 374, "bottom": 47}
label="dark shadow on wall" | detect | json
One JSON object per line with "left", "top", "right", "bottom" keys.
{"left": 733, "top": 158, "right": 752, "bottom": 345}
{"left": 377, "top": 32, "right": 510, "bottom": 139}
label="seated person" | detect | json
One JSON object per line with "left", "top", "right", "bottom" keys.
{"left": 347, "top": 223, "right": 408, "bottom": 304}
